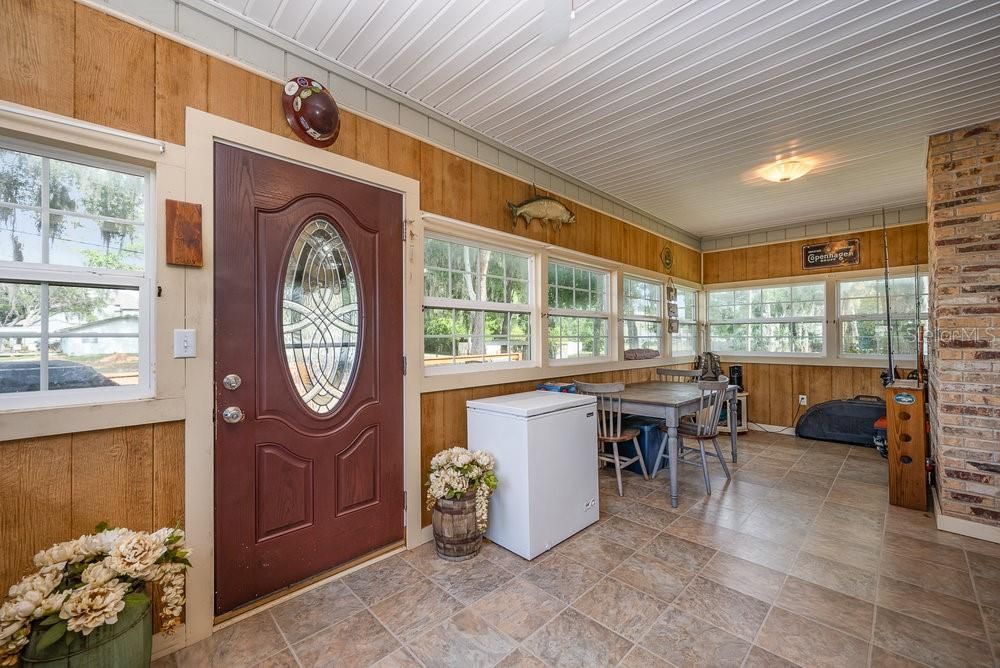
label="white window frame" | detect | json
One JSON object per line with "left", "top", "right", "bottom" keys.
{"left": 671, "top": 285, "right": 699, "bottom": 358}
{"left": 422, "top": 231, "right": 536, "bottom": 375}
{"left": 706, "top": 281, "right": 827, "bottom": 358}
{"left": 546, "top": 258, "right": 613, "bottom": 365}
{"left": 836, "top": 272, "right": 928, "bottom": 361}
{"left": 621, "top": 274, "right": 665, "bottom": 359}
{"left": 0, "top": 137, "right": 155, "bottom": 410}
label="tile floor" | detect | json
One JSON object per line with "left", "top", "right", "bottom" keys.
{"left": 156, "top": 431, "right": 1000, "bottom": 667}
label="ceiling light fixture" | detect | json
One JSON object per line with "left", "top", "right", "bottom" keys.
{"left": 570, "top": 1, "right": 576, "bottom": 19}
{"left": 760, "top": 158, "right": 812, "bottom": 183}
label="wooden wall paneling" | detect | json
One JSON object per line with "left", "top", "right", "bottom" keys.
{"left": 831, "top": 366, "right": 855, "bottom": 400}
{"left": 702, "top": 252, "right": 720, "bottom": 284}
{"left": 561, "top": 203, "right": 597, "bottom": 257}
{"left": 767, "top": 242, "right": 793, "bottom": 280}
{"left": 355, "top": 116, "right": 390, "bottom": 171}
{"left": 441, "top": 152, "right": 472, "bottom": 222}
{"left": 595, "top": 215, "right": 625, "bottom": 265}
{"left": 419, "top": 143, "right": 445, "bottom": 217}
{"left": 0, "top": 435, "right": 73, "bottom": 591}
{"left": 744, "top": 362, "right": 770, "bottom": 425}
{"left": 206, "top": 57, "right": 271, "bottom": 132}
{"left": 470, "top": 163, "right": 503, "bottom": 232}
{"left": 152, "top": 421, "right": 185, "bottom": 529}
{"left": 387, "top": 129, "right": 420, "bottom": 181}
{"left": 74, "top": 4, "right": 155, "bottom": 136}
{"left": 807, "top": 366, "right": 833, "bottom": 407}
{"left": 328, "top": 109, "right": 357, "bottom": 160}
{"left": 769, "top": 364, "right": 794, "bottom": 427}
{"left": 71, "top": 425, "right": 154, "bottom": 535}
{"left": 621, "top": 224, "right": 645, "bottom": 270}
{"left": 0, "top": 0, "right": 75, "bottom": 116}
{"left": 154, "top": 35, "right": 207, "bottom": 144}
{"left": 268, "top": 81, "right": 297, "bottom": 142}
{"left": 916, "top": 223, "right": 928, "bottom": 264}
{"left": 887, "top": 226, "right": 905, "bottom": 267}
{"left": 745, "top": 245, "right": 770, "bottom": 281}
{"left": 728, "top": 247, "right": 748, "bottom": 282}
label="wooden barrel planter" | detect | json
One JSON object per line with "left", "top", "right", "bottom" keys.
{"left": 432, "top": 492, "right": 483, "bottom": 561}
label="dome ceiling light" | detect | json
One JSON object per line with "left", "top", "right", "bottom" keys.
{"left": 760, "top": 157, "right": 813, "bottom": 183}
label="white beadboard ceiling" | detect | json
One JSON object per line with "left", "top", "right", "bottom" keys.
{"left": 212, "top": 0, "right": 1000, "bottom": 237}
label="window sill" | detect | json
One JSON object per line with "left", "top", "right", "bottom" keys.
{"left": 0, "top": 395, "right": 185, "bottom": 441}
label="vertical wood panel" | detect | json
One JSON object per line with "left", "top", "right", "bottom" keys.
{"left": 328, "top": 109, "right": 358, "bottom": 159}
{"left": 356, "top": 116, "right": 390, "bottom": 170}
{"left": 0, "top": 435, "right": 72, "bottom": 590}
{"left": 154, "top": 35, "right": 207, "bottom": 144}
{"left": 387, "top": 129, "right": 420, "bottom": 181}
{"left": 0, "top": 0, "right": 75, "bottom": 116}
{"left": 71, "top": 425, "right": 154, "bottom": 535}
{"left": 74, "top": 5, "right": 154, "bottom": 136}
{"left": 152, "top": 421, "right": 185, "bottom": 529}
{"left": 206, "top": 57, "right": 271, "bottom": 132}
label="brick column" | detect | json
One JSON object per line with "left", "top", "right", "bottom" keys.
{"left": 927, "top": 118, "right": 1000, "bottom": 525}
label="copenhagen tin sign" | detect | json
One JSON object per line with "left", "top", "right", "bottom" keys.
{"left": 801, "top": 238, "right": 861, "bottom": 270}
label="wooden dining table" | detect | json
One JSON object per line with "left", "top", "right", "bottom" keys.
{"left": 619, "top": 381, "right": 740, "bottom": 508}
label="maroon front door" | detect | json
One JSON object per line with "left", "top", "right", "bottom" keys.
{"left": 213, "top": 143, "right": 404, "bottom": 615}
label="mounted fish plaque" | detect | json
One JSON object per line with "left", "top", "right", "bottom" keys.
{"left": 507, "top": 196, "right": 575, "bottom": 232}
{"left": 801, "top": 238, "right": 860, "bottom": 270}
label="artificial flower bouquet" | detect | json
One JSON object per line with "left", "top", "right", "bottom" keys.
{"left": 0, "top": 523, "right": 191, "bottom": 666}
{"left": 425, "top": 447, "right": 498, "bottom": 531}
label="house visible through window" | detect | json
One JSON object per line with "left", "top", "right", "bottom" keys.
{"left": 839, "top": 274, "right": 928, "bottom": 356}
{"left": 548, "top": 260, "right": 610, "bottom": 361}
{"left": 708, "top": 283, "right": 825, "bottom": 355}
{"left": 0, "top": 142, "right": 151, "bottom": 403}
{"left": 423, "top": 236, "right": 531, "bottom": 367}
{"left": 622, "top": 276, "right": 662, "bottom": 357}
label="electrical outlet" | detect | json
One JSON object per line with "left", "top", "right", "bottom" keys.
{"left": 798, "top": 394, "right": 808, "bottom": 406}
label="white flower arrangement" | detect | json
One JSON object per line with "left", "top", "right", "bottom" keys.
{"left": 426, "top": 447, "right": 498, "bottom": 531}
{"left": 0, "top": 523, "right": 191, "bottom": 666}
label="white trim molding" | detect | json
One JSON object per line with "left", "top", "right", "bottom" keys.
{"left": 933, "top": 487, "right": 1000, "bottom": 545}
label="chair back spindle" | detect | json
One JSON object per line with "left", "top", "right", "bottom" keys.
{"left": 574, "top": 381, "right": 627, "bottom": 440}
{"left": 656, "top": 368, "right": 703, "bottom": 383}
{"left": 693, "top": 379, "right": 729, "bottom": 437}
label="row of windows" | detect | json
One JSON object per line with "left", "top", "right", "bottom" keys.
{"left": 707, "top": 275, "right": 929, "bottom": 357}
{"left": 422, "top": 236, "right": 696, "bottom": 369}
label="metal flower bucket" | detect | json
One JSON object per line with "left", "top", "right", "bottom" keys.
{"left": 21, "top": 596, "right": 152, "bottom": 668}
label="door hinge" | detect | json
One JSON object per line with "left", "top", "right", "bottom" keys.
{"left": 403, "top": 355, "right": 407, "bottom": 376}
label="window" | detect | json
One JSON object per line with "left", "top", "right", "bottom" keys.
{"left": 622, "top": 276, "right": 662, "bottom": 356}
{"left": 0, "top": 142, "right": 151, "bottom": 404}
{"left": 839, "top": 275, "right": 928, "bottom": 356}
{"left": 708, "top": 283, "right": 825, "bottom": 354}
{"left": 673, "top": 286, "right": 698, "bottom": 356}
{"left": 547, "top": 260, "right": 610, "bottom": 360}
{"left": 423, "top": 236, "right": 531, "bottom": 367}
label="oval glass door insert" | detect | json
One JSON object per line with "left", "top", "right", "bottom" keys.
{"left": 282, "top": 218, "right": 359, "bottom": 414}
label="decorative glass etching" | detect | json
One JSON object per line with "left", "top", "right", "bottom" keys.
{"left": 282, "top": 218, "right": 358, "bottom": 414}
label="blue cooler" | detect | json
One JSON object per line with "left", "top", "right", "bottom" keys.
{"left": 622, "top": 417, "right": 663, "bottom": 475}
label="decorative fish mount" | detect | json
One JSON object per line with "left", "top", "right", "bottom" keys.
{"left": 507, "top": 197, "right": 576, "bottom": 231}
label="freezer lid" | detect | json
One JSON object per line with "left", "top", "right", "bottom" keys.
{"left": 466, "top": 390, "right": 596, "bottom": 418}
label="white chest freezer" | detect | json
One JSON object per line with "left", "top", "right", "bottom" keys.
{"left": 467, "top": 391, "right": 599, "bottom": 560}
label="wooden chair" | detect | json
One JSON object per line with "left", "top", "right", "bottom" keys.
{"left": 651, "top": 379, "right": 731, "bottom": 494}
{"left": 574, "top": 381, "right": 649, "bottom": 496}
{"left": 656, "top": 368, "right": 703, "bottom": 383}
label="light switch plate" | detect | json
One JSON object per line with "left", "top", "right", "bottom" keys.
{"left": 173, "top": 329, "right": 196, "bottom": 358}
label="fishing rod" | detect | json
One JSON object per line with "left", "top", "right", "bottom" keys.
{"left": 880, "top": 207, "right": 894, "bottom": 387}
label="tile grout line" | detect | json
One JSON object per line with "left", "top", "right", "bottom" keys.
{"left": 963, "top": 546, "right": 996, "bottom": 666}
{"left": 267, "top": 608, "right": 304, "bottom": 668}
{"left": 743, "top": 442, "right": 852, "bottom": 667}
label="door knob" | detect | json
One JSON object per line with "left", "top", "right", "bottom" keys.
{"left": 222, "top": 374, "right": 242, "bottom": 390}
{"left": 222, "top": 406, "right": 245, "bottom": 424}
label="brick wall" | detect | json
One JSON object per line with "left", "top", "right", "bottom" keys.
{"left": 927, "top": 118, "right": 1000, "bottom": 525}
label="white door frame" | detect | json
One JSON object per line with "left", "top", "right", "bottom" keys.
{"left": 182, "top": 109, "right": 423, "bottom": 645}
